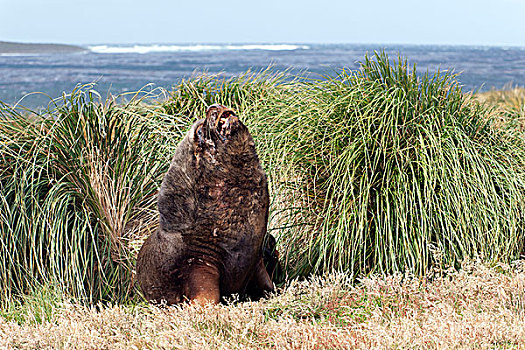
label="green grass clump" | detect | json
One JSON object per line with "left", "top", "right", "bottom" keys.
{"left": 271, "top": 53, "right": 525, "bottom": 276}
{"left": 0, "top": 87, "right": 188, "bottom": 307}
{"left": 1, "top": 52, "right": 524, "bottom": 307}
{"left": 0, "top": 283, "right": 64, "bottom": 324}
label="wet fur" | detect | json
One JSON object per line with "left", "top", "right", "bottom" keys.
{"left": 136, "top": 105, "right": 274, "bottom": 304}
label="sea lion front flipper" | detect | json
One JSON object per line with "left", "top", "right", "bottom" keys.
{"left": 186, "top": 264, "right": 221, "bottom": 305}
{"left": 254, "top": 258, "right": 274, "bottom": 292}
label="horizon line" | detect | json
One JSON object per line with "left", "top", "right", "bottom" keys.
{"left": 3, "top": 39, "right": 525, "bottom": 49}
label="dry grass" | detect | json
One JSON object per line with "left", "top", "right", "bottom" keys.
{"left": 1, "top": 262, "right": 524, "bottom": 349}
{"left": 476, "top": 86, "right": 525, "bottom": 110}
{"left": 476, "top": 86, "right": 525, "bottom": 132}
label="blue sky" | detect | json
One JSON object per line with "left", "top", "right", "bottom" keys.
{"left": 2, "top": 0, "right": 525, "bottom": 46}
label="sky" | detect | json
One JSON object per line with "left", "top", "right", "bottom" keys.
{"left": 2, "top": 0, "right": 525, "bottom": 46}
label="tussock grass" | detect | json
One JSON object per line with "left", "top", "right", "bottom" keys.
{"left": 1, "top": 262, "right": 524, "bottom": 349}
{"left": 0, "top": 87, "right": 186, "bottom": 307}
{"left": 268, "top": 54, "right": 525, "bottom": 277}
{"left": 1, "top": 53, "right": 525, "bottom": 307}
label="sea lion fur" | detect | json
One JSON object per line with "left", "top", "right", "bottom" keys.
{"left": 136, "top": 104, "right": 275, "bottom": 304}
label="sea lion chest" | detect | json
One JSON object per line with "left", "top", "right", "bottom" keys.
{"left": 190, "top": 153, "right": 268, "bottom": 292}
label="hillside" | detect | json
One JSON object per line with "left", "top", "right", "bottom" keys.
{"left": 0, "top": 41, "right": 86, "bottom": 54}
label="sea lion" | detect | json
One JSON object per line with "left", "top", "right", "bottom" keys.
{"left": 136, "top": 104, "right": 275, "bottom": 305}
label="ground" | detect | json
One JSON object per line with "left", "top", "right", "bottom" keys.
{"left": 1, "top": 261, "right": 524, "bottom": 349}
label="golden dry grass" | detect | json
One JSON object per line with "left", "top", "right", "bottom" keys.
{"left": 476, "top": 86, "right": 525, "bottom": 110}
{"left": 1, "top": 262, "right": 524, "bottom": 349}
{"left": 476, "top": 86, "right": 525, "bottom": 132}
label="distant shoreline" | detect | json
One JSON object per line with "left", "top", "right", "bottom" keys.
{"left": 0, "top": 41, "right": 86, "bottom": 54}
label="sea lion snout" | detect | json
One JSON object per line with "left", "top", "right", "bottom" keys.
{"left": 205, "top": 104, "right": 239, "bottom": 138}
{"left": 206, "top": 104, "right": 236, "bottom": 123}
{"left": 206, "top": 103, "right": 234, "bottom": 116}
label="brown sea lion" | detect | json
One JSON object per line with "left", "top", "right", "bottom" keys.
{"left": 136, "top": 104, "right": 275, "bottom": 305}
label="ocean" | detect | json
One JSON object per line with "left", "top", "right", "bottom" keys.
{"left": 1, "top": 43, "right": 525, "bottom": 108}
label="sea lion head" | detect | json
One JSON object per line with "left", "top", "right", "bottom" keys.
{"left": 192, "top": 104, "right": 253, "bottom": 155}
